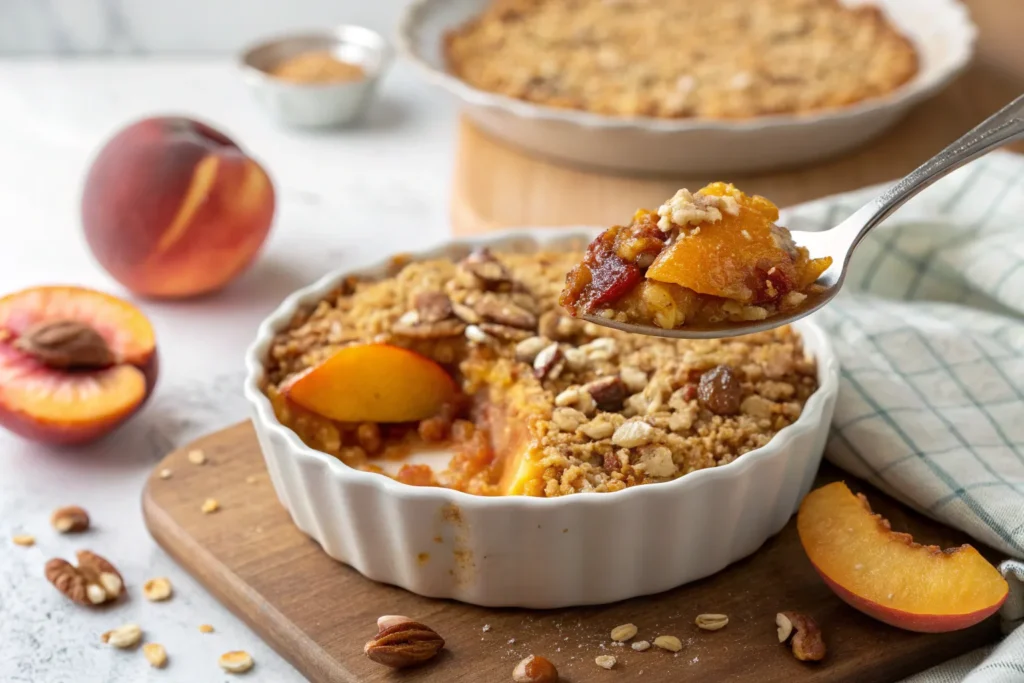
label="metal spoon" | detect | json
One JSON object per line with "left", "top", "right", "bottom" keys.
{"left": 582, "top": 93, "right": 1024, "bottom": 340}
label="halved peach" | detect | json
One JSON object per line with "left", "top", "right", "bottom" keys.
{"left": 0, "top": 286, "right": 158, "bottom": 445}
{"left": 798, "top": 482, "right": 1008, "bottom": 633}
{"left": 281, "top": 343, "right": 457, "bottom": 423}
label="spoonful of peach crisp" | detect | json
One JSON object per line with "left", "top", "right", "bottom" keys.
{"left": 560, "top": 93, "right": 1024, "bottom": 339}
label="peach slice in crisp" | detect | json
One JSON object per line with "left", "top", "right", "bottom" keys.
{"left": 798, "top": 482, "right": 1008, "bottom": 633}
{"left": 0, "top": 286, "right": 158, "bottom": 445}
{"left": 281, "top": 343, "right": 458, "bottom": 423}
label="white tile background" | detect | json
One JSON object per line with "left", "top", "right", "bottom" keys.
{"left": 0, "top": 0, "right": 408, "bottom": 55}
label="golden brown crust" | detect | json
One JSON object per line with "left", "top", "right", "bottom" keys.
{"left": 263, "top": 250, "right": 819, "bottom": 497}
{"left": 443, "top": 0, "right": 918, "bottom": 119}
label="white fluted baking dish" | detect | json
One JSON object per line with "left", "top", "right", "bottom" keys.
{"left": 397, "top": 0, "right": 976, "bottom": 174}
{"left": 243, "top": 228, "right": 840, "bottom": 608}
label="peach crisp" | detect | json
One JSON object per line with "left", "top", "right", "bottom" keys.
{"left": 263, "top": 248, "right": 821, "bottom": 497}
{"left": 559, "top": 183, "right": 832, "bottom": 329}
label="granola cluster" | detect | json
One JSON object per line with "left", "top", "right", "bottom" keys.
{"left": 444, "top": 0, "right": 917, "bottom": 119}
{"left": 264, "top": 248, "right": 819, "bottom": 497}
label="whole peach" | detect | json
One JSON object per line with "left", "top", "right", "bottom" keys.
{"left": 82, "top": 116, "right": 275, "bottom": 298}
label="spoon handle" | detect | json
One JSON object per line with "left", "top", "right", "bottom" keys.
{"left": 835, "top": 93, "right": 1024, "bottom": 258}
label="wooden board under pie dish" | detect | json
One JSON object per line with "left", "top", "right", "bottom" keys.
{"left": 142, "top": 421, "right": 1002, "bottom": 683}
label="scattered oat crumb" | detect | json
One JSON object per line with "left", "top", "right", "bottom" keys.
{"left": 159, "top": 469, "right": 172, "bottom": 479}
{"left": 187, "top": 449, "right": 206, "bottom": 465}
{"left": 143, "top": 577, "right": 173, "bottom": 602}
{"left": 245, "top": 475, "right": 259, "bottom": 484}
{"left": 219, "top": 650, "right": 254, "bottom": 674}
{"left": 632, "top": 640, "right": 651, "bottom": 651}
{"left": 201, "top": 498, "right": 220, "bottom": 514}
{"left": 143, "top": 643, "right": 168, "bottom": 668}
{"left": 199, "top": 624, "right": 215, "bottom": 634}
{"left": 653, "top": 635, "right": 683, "bottom": 652}
{"left": 508, "top": 638, "right": 515, "bottom": 644}
{"left": 610, "top": 623, "right": 638, "bottom": 642}
{"left": 595, "top": 654, "right": 617, "bottom": 669}
{"left": 691, "top": 656, "right": 700, "bottom": 664}
{"left": 12, "top": 534, "right": 35, "bottom": 547}
{"left": 102, "top": 623, "right": 142, "bottom": 649}
{"left": 482, "top": 624, "right": 491, "bottom": 632}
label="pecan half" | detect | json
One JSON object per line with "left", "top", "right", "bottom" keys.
{"left": 51, "top": 505, "right": 90, "bottom": 533}
{"left": 451, "top": 301, "right": 482, "bottom": 324}
{"left": 460, "top": 248, "right": 512, "bottom": 289}
{"left": 413, "top": 291, "right": 453, "bottom": 323}
{"left": 777, "top": 611, "right": 825, "bottom": 662}
{"left": 14, "top": 320, "right": 115, "bottom": 370}
{"left": 472, "top": 294, "right": 537, "bottom": 330}
{"left": 513, "top": 654, "right": 559, "bottom": 682}
{"left": 45, "top": 550, "right": 124, "bottom": 606}
{"left": 364, "top": 616, "right": 445, "bottom": 668}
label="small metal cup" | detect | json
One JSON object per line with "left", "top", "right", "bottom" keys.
{"left": 239, "top": 26, "right": 392, "bottom": 129}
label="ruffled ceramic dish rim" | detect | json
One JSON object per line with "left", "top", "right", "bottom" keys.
{"left": 243, "top": 227, "right": 840, "bottom": 511}
{"left": 396, "top": 0, "right": 977, "bottom": 133}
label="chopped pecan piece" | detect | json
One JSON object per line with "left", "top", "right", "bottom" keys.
{"left": 583, "top": 375, "right": 627, "bottom": 412}
{"left": 413, "top": 291, "right": 453, "bottom": 323}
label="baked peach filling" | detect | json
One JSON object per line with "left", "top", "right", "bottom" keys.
{"left": 263, "top": 249, "right": 820, "bottom": 497}
{"left": 559, "top": 183, "right": 833, "bottom": 328}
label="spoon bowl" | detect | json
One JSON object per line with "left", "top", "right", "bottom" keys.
{"left": 581, "top": 92, "right": 1024, "bottom": 340}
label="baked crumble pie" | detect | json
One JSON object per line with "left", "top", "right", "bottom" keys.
{"left": 444, "top": 0, "right": 917, "bottom": 119}
{"left": 264, "top": 248, "right": 820, "bottom": 497}
{"left": 559, "top": 183, "right": 832, "bottom": 328}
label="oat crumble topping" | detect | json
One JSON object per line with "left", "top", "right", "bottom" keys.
{"left": 444, "top": 0, "right": 917, "bottom": 119}
{"left": 264, "top": 248, "right": 819, "bottom": 497}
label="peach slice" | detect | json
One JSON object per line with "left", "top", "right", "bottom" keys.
{"left": 798, "top": 482, "right": 1008, "bottom": 633}
{"left": 0, "top": 286, "right": 158, "bottom": 445}
{"left": 281, "top": 344, "right": 457, "bottom": 423}
{"left": 82, "top": 116, "right": 275, "bottom": 298}
{"left": 646, "top": 183, "right": 832, "bottom": 304}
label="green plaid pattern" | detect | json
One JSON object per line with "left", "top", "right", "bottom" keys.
{"left": 783, "top": 151, "right": 1024, "bottom": 681}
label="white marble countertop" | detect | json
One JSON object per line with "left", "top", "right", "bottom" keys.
{"left": 0, "top": 58, "right": 457, "bottom": 682}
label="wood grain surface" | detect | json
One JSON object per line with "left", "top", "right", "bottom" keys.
{"left": 450, "top": 0, "right": 1024, "bottom": 235}
{"left": 142, "top": 422, "right": 1002, "bottom": 683}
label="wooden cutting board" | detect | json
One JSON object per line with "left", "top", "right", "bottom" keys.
{"left": 142, "top": 421, "right": 1002, "bottom": 683}
{"left": 450, "top": 0, "right": 1024, "bottom": 235}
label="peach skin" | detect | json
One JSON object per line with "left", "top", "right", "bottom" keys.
{"left": 798, "top": 482, "right": 1008, "bottom": 633}
{"left": 81, "top": 116, "right": 275, "bottom": 298}
{"left": 281, "top": 343, "right": 458, "bottom": 423}
{"left": 0, "top": 286, "right": 158, "bottom": 445}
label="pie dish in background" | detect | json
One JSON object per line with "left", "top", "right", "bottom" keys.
{"left": 398, "top": 0, "right": 975, "bottom": 173}
{"left": 244, "top": 229, "right": 839, "bottom": 607}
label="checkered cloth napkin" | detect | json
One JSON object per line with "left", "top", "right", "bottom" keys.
{"left": 782, "top": 151, "right": 1024, "bottom": 681}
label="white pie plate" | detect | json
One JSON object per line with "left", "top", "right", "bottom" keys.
{"left": 243, "top": 228, "right": 840, "bottom": 608}
{"left": 397, "top": 0, "right": 976, "bottom": 174}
